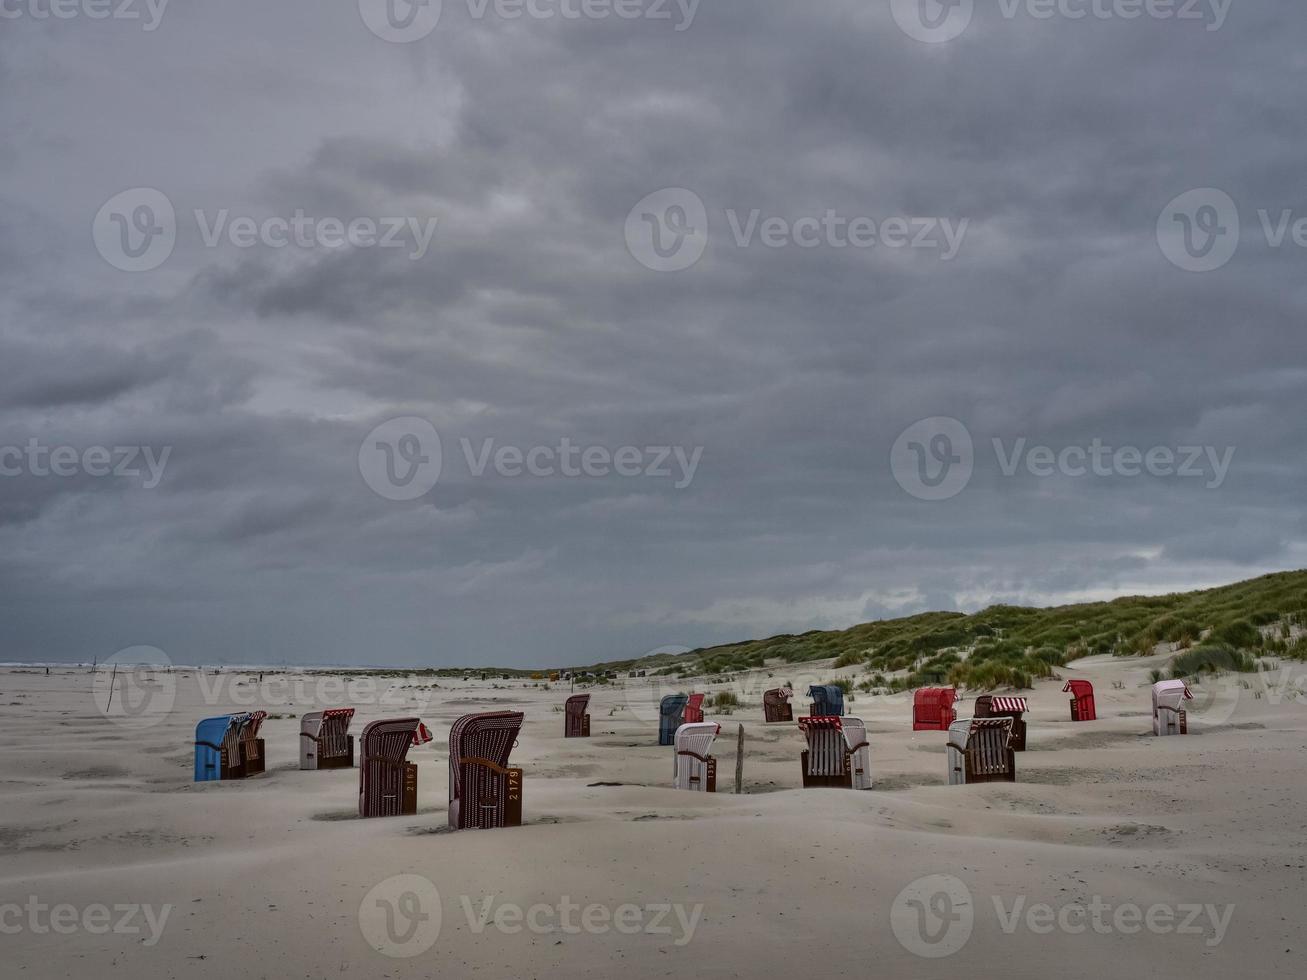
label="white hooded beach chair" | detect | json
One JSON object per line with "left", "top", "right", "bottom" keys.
{"left": 1152, "top": 680, "right": 1193, "bottom": 735}
{"left": 947, "top": 717, "right": 1016, "bottom": 785}
{"left": 841, "top": 716, "right": 872, "bottom": 790}
{"left": 673, "top": 722, "right": 720, "bottom": 792}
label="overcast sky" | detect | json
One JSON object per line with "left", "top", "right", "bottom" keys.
{"left": 2, "top": 1, "right": 1304, "bottom": 667}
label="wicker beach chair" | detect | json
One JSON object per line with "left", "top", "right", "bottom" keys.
{"left": 798, "top": 716, "right": 852, "bottom": 788}
{"left": 807, "top": 685, "right": 845, "bottom": 717}
{"left": 449, "top": 711, "right": 525, "bottom": 831}
{"left": 974, "top": 695, "right": 1029, "bottom": 751}
{"left": 673, "top": 722, "right": 720, "bottom": 792}
{"left": 659, "top": 694, "right": 689, "bottom": 746}
{"left": 358, "top": 718, "right": 424, "bottom": 818}
{"left": 300, "top": 708, "right": 356, "bottom": 770}
{"left": 683, "top": 693, "right": 706, "bottom": 724}
{"left": 1152, "top": 680, "right": 1193, "bottom": 736}
{"left": 238, "top": 710, "right": 268, "bottom": 775}
{"left": 842, "top": 716, "right": 872, "bottom": 790}
{"left": 1063, "top": 680, "right": 1097, "bottom": 721}
{"left": 763, "top": 687, "right": 794, "bottom": 723}
{"left": 564, "top": 694, "right": 590, "bottom": 738}
{"left": 219, "top": 713, "right": 249, "bottom": 780}
{"left": 913, "top": 687, "right": 958, "bottom": 731}
{"left": 194, "top": 714, "right": 234, "bottom": 782}
{"left": 947, "top": 717, "right": 1016, "bottom": 785}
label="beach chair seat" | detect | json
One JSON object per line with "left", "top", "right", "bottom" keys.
{"left": 238, "top": 710, "right": 268, "bottom": 775}
{"left": 913, "top": 687, "right": 958, "bottom": 731}
{"left": 300, "top": 708, "right": 356, "bottom": 770}
{"left": 564, "top": 694, "right": 590, "bottom": 738}
{"left": 683, "top": 693, "right": 706, "bottom": 724}
{"left": 449, "top": 711, "right": 525, "bottom": 831}
{"left": 673, "top": 722, "right": 720, "bottom": 792}
{"left": 658, "top": 694, "right": 689, "bottom": 746}
{"left": 947, "top": 717, "right": 1016, "bottom": 785}
{"left": 974, "top": 695, "right": 1029, "bottom": 751}
{"left": 1152, "top": 680, "right": 1192, "bottom": 736}
{"left": 1063, "top": 679, "right": 1097, "bottom": 722}
{"left": 798, "top": 716, "right": 852, "bottom": 788}
{"left": 358, "top": 718, "right": 425, "bottom": 818}
{"left": 763, "top": 687, "right": 793, "bottom": 723}
{"left": 194, "top": 714, "right": 235, "bottom": 782}
{"left": 841, "top": 716, "right": 872, "bottom": 790}
{"left": 807, "top": 684, "right": 845, "bottom": 718}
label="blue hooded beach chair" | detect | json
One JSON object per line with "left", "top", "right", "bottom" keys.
{"left": 194, "top": 714, "right": 235, "bottom": 782}
{"left": 658, "top": 694, "right": 689, "bottom": 746}
{"left": 808, "top": 685, "right": 845, "bottom": 717}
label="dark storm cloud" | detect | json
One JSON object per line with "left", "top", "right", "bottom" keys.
{"left": 0, "top": 1, "right": 1303, "bottom": 665}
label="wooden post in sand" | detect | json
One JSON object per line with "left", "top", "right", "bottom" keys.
{"left": 734, "top": 724, "right": 744, "bottom": 794}
{"left": 105, "top": 664, "right": 118, "bottom": 712}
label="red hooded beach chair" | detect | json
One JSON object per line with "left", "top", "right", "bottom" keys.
{"left": 673, "top": 722, "right": 720, "bottom": 792}
{"left": 300, "top": 708, "right": 356, "bottom": 769}
{"left": 763, "top": 687, "right": 793, "bottom": 723}
{"left": 449, "top": 712, "right": 524, "bottom": 831}
{"left": 358, "top": 718, "right": 429, "bottom": 818}
{"left": 913, "top": 687, "right": 958, "bottom": 731}
{"left": 798, "top": 716, "right": 852, "bottom": 789}
{"left": 564, "top": 694, "right": 590, "bottom": 738}
{"left": 238, "top": 710, "right": 268, "bottom": 776}
{"left": 683, "top": 693, "right": 706, "bottom": 724}
{"left": 947, "top": 717, "right": 1016, "bottom": 785}
{"left": 974, "top": 695, "right": 1028, "bottom": 751}
{"left": 1152, "top": 680, "right": 1193, "bottom": 736}
{"left": 1064, "top": 680, "right": 1097, "bottom": 721}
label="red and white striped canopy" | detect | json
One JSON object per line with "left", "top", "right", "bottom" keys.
{"left": 797, "top": 716, "right": 843, "bottom": 731}
{"left": 990, "top": 697, "right": 1028, "bottom": 713}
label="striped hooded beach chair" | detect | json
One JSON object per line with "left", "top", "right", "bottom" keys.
{"left": 358, "top": 718, "right": 430, "bottom": 818}
{"left": 947, "top": 717, "right": 1016, "bottom": 785}
{"left": 194, "top": 714, "right": 235, "bottom": 782}
{"left": 974, "top": 695, "right": 1029, "bottom": 751}
{"left": 564, "top": 695, "right": 590, "bottom": 738}
{"left": 218, "top": 713, "right": 251, "bottom": 780}
{"left": 1064, "top": 679, "right": 1097, "bottom": 721}
{"left": 763, "top": 687, "right": 793, "bottom": 723}
{"left": 1152, "top": 680, "right": 1193, "bottom": 736}
{"left": 237, "top": 710, "right": 269, "bottom": 775}
{"left": 841, "top": 716, "right": 872, "bottom": 790}
{"left": 300, "top": 708, "right": 356, "bottom": 770}
{"left": 658, "top": 694, "right": 689, "bottom": 746}
{"left": 808, "top": 685, "right": 845, "bottom": 717}
{"left": 913, "top": 687, "right": 958, "bottom": 731}
{"left": 683, "top": 693, "right": 706, "bottom": 724}
{"left": 449, "top": 711, "right": 525, "bottom": 831}
{"left": 798, "top": 716, "right": 852, "bottom": 788}
{"left": 673, "top": 722, "right": 720, "bottom": 792}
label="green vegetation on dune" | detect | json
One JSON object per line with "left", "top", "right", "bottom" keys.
{"left": 604, "top": 570, "right": 1307, "bottom": 692}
